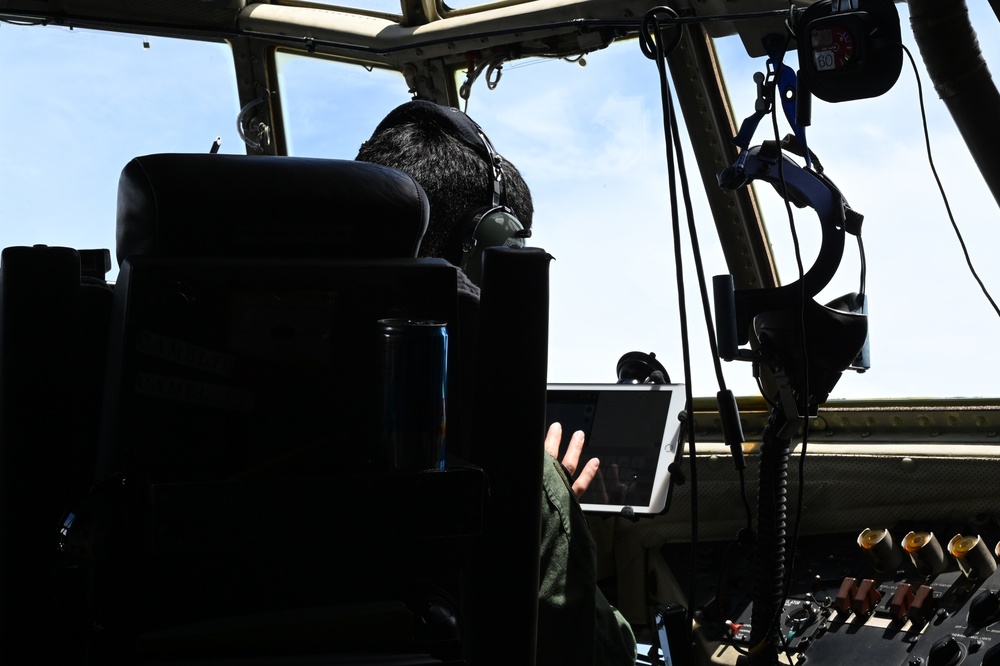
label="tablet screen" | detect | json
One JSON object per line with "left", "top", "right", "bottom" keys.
{"left": 546, "top": 383, "right": 684, "bottom": 515}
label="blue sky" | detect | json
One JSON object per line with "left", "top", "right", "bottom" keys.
{"left": 1, "top": 4, "right": 999, "bottom": 400}
{"left": 0, "top": 26, "right": 243, "bottom": 255}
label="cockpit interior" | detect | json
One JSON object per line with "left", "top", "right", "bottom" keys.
{"left": 1, "top": 0, "right": 1000, "bottom": 664}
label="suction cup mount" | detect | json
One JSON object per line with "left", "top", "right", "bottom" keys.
{"left": 616, "top": 351, "right": 670, "bottom": 385}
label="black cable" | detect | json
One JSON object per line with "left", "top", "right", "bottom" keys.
{"left": 773, "top": 55, "right": 810, "bottom": 606}
{"left": 739, "top": 467, "right": 752, "bottom": 531}
{"left": 665, "top": 2, "right": 759, "bottom": 607}
{"left": 746, "top": 406, "right": 791, "bottom": 666}
{"left": 655, "top": 9, "right": 757, "bottom": 534}
{"left": 666, "top": 50, "right": 735, "bottom": 396}
{"left": 772, "top": 61, "right": 812, "bottom": 666}
{"left": 745, "top": 31, "right": 814, "bottom": 664}
{"left": 858, "top": 235, "right": 867, "bottom": 297}
{"left": 901, "top": 44, "right": 1000, "bottom": 319}
{"left": 639, "top": 6, "right": 700, "bottom": 631}
{"left": 644, "top": 0, "right": 757, "bottom": 538}
{"left": 643, "top": 3, "right": 760, "bottom": 629}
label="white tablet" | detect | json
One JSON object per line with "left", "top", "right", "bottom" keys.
{"left": 546, "top": 383, "right": 685, "bottom": 516}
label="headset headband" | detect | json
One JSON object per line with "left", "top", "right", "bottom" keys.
{"left": 718, "top": 140, "right": 854, "bottom": 340}
{"left": 372, "top": 99, "right": 513, "bottom": 210}
{"left": 371, "top": 100, "right": 494, "bottom": 166}
{"left": 370, "top": 100, "right": 530, "bottom": 284}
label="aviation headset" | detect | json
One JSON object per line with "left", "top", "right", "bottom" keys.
{"left": 716, "top": 139, "right": 869, "bottom": 414}
{"left": 369, "top": 100, "right": 530, "bottom": 285}
{"left": 717, "top": 140, "right": 855, "bottom": 318}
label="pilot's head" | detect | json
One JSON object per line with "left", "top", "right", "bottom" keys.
{"left": 356, "top": 99, "right": 533, "bottom": 283}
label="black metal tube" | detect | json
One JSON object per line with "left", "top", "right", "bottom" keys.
{"left": 907, "top": 0, "right": 1000, "bottom": 210}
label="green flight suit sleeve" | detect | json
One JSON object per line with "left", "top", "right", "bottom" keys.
{"left": 537, "top": 451, "right": 637, "bottom": 666}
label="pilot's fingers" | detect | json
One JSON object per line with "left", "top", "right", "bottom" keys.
{"left": 560, "top": 429, "right": 586, "bottom": 476}
{"left": 572, "top": 457, "right": 601, "bottom": 500}
{"left": 544, "top": 422, "right": 562, "bottom": 459}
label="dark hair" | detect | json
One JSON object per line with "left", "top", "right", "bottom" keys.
{"left": 356, "top": 105, "right": 533, "bottom": 265}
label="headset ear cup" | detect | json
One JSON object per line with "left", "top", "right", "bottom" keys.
{"left": 457, "top": 206, "right": 525, "bottom": 286}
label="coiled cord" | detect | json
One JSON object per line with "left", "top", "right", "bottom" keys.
{"left": 746, "top": 405, "right": 792, "bottom": 665}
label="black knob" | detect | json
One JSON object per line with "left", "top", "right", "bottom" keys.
{"left": 927, "top": 635, "right": 964, "bottom": 666}
{"left": 969, "top": 589, "right": 1000, "bottom": 627}
{"left": 981, "top": 641, "right": 1000, "bottom": 666}
{"left": 784, "top": 603, "right": 816, "bottom": 632}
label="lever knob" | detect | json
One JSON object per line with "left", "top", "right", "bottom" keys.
{"left": 927, "top": 635, "right": 964, "bottom": 666}
{"left": 903, "top": 531, "right": 947, "bottom": 577}
{"left": 858, "top": 527, "right": 902, "bottom": 572}
{"left": 969, "top": 589, "right": 1000, "bottom": 628}
{"left": 948, "top": 534, "right": 997, "bottom": 580}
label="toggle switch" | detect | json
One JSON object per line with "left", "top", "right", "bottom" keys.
{"left": 949, "top": 534, "right": 997, "bottom": 580}
{"left": 851, "top": 578, "right": 883, "bottom": 616}
{"left": 909, "top": 584, "right": 938, "bottom": 624}
{"left": 835, "top": 577, "right": 859, "bottom": 614}
{"left": 858, "top": 528, "right": 902, "bottom": 572}
{"left": 903, "top": 531, "right": 947, "bottom": 577}
{"left": 890, "top": 582, "right": 915, "bottom": 621}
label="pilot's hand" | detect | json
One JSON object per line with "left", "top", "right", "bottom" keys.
{"left": 544, "top": 422, "right": 599, "bottom": 500}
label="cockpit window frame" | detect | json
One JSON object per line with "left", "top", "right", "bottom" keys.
{"left": 268, "top": 0, "right": 404, "bottom": 21}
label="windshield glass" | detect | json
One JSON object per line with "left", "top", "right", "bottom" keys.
{"left": 281, "top": 43, "right": 741, "bottom": 390}
{"left": 453, "top": 49, "right": 735, "bottom": 391}
{"left": 9, "top": 2, "right": 998, "bottom": 402}
{"left": 276, "top": 0, "right": 402, "bottom": 16}
{"left": 0, "top": 25, "right": 243, "bottom": 281}
{"left": 278, "top": 4, "right": 1000, "bottom": 400}
{"left": 277, "top": 52, "right": 410, "bottom": 158}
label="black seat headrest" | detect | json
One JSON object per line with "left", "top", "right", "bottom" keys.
{"left": 116, "top": 154, "right": 429, "bottom": 266}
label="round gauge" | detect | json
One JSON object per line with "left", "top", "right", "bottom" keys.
{"left": 811, "top": 24, "right": 857, "bottom": 72}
